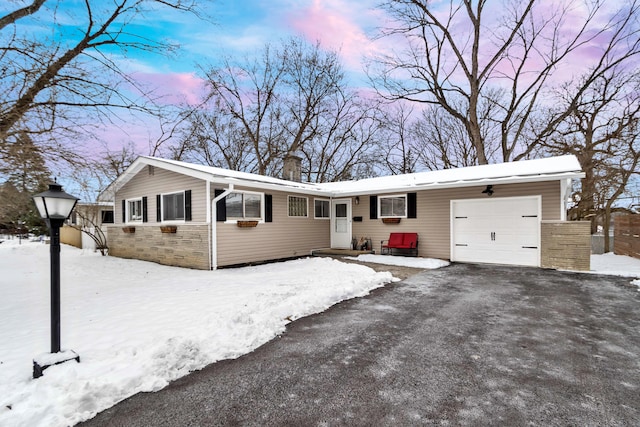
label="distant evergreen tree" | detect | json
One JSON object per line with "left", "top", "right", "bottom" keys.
{"left": 0, "top": 132, "right": 50, "bottom": 234}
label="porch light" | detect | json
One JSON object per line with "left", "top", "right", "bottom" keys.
{"left": 32, "top": 183, "right": 80, "bottom": 378}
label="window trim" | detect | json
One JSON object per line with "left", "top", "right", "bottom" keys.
{"left": 287, "top": 195, "right": 309, "bottom": 218}
{"left": 224, "top": 190, "right": 265, "bottom": 223}
{"left": 378, "top": 194, "right": 408, "bottom": 218}
{"left": 126, "top": 198, "right": 143, "bottom": 223}
{"left": 160, "top": 190, "right": 186, "bottom": 223}
{"left": 314, "top": 198, "right": 330, "bottom": 220}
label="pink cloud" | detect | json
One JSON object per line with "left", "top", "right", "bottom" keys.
{"left": 285, "top": 0, "right": 380, "bottom": 71}
{"left": 130, "top": 72, "right": 207, "bottom": 106}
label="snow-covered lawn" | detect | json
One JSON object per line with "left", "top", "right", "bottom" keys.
{"left": 589, "top": 251, "right": 640, "bottom": 278}
{"left": 0, "top": 240, "right": 403, "bottom": 427}
{"left": 0, "top": 240, "right": 638, "bottom": 427}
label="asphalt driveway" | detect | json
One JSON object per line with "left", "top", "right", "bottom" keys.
{"left": 81, "top": 263, "right": 640, "bottom": 426}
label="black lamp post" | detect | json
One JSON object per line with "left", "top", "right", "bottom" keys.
{"left": 32, "top": 182, "right": 80, "bottom": 378}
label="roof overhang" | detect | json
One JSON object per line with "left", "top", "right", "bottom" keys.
{"left": 99, "top": 156, "right": 329, "bottom": 201}
{"left": 329, "top": 171, "right": 585, "bottom": 197}
{"left": 99, "top": 155, "right": 585, "bottom": 201}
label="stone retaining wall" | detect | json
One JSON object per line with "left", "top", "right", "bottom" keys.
{"left": 107, "top": 224, "right": 210, "bottom": 270}
{"left": 541, "top": 221, "right": 591, "bottom": 271}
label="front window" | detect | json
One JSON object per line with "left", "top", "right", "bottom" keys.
{"left": 288, "top": 196, "right": 308, "bottom": 217}
{"left": 314, "top": 199, "right": 330, "bottom": 219}
{"left": 379, "top": 195, "right": 407, "bottom": 218}
{"left": 128, "top": 199, "right": 142, "bottom": 222}
{"left": 226, "top": 192, "right": 262, "bottom": 220}
{"left": 163, "top": 192, "right": 185, "bottom": 221}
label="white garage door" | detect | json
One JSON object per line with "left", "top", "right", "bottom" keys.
{"left": 451, "top": 196, "right": 541, "bottom": 267}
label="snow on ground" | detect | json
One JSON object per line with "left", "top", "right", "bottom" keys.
{"left": 0, "top": 240, "right": 399, "bottom": 427}
{"left": 589, "top": 252, "right": 640, "bottom": 278}
{"left": 346, "top": 254, "right": 450, "bottom": 269}
{"left": 0, "top": 241, "right": 638, "bottom": 427}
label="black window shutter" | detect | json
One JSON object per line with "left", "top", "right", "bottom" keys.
{"left": 122, "top": 200, "right": 125, "bottom": 223}
{"left": 214, "top": 189, "right": 226, "bottom": 222}
{"left": 265, "top": 194, "right": 273, "bottom": 223}
{"left": 142, "top": 197, "right": 148, "bottom": 223}
{"left": 369, "top": 195, "right": 378, "bottom": 219}
{"left": 185, "top": 190, "right": 192, "bottom": 221}
{"left": 408, "top": 192, "right": 417, "bottom": 219}
{"left": 156, "top": 195, "right": 161, "bottom": 222}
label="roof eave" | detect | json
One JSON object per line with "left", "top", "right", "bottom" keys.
{"left": 100, "top": 156, "right": 331, "bottom": 199}
{"left": 330, "top": 171, "right": 585, "bottom": 197}
{"left": 209, "top": 176, "right": 329, "bottom": 196}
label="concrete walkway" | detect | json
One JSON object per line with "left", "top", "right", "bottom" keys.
{"left": 81, "top": 264, "right": 640, "bottom": 426}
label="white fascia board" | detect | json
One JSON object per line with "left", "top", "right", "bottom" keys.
{"left": 141, "top": 157, "right": 214, "bottom": 182}
{"left": 329, "top": 171, "right": 585, "bottom": 197}
{"left": 209, "top": 176, "right": 330, "bottom": 197}
{"left": 137, "top": 157, "right": 329, "bottom": 197}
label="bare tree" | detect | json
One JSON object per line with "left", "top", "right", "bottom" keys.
{"left": 178, "top": 38, "right": 380, "bottom": 182}
{"left": 302, "top": 90, "right": 382, "bottom": 182}
{"left": 371, "top": 0, "right": 640, "bottom": 164}
{"left": 175, "top": 108, "right": 254, "bottom": 170}
{"left": 195, "top": 44, "right": 288, "bottom": 175}
{"left": 376, "top": 103, "right": 419, "bottom": 175}
{"left": 69, "top": 205, "right": 110, "bottom": 255}
{"left": 0, "top": 0, "right": 209, "bottom": 165}
{"left": 543, "top": 71, "right": 640, "bottom": 249}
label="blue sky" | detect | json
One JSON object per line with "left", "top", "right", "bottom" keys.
{"left": 3, "top": 0, "right": 633, "bottom": 194}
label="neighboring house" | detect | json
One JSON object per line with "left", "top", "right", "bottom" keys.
{"left": 61, "top": 202, "right": 113, "bottom": 251}
{"left": 101, "top": 155, "right": 590, "bottom": 271}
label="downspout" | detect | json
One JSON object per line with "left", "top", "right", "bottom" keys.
{"left": 210, "top": 184, "right": 234, "bottom": 270}
{"left": 561, "top": 178, "right": 571, "bottom": 221}
{"left": 206, "top": 181, "right": 211, "bottom": 269}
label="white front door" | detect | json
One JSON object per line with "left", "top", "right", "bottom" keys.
{"left": 451, "top": 196, "right": 541, "bottom": 267}
{"left": 331, "top": 199, "right": 352, "bottom": 249}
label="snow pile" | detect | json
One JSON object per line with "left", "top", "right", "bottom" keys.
{"left": 590, "top": 252, "right": 640, "bottom": 278}
{"left": 346, "top": 254, "right": 450, "bottom": 269}
{"left": 0, "top": 241, "right": 394, "bottom": 427}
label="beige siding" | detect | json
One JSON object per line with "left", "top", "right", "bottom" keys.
{"left": 115, "top": 167, "right": 208, "bottom": 224}
{"left": 352, "top": 181, "right": 561, "bottom": 260}
{"left": 215, "top": 186, "right": 330, "bottom": 266}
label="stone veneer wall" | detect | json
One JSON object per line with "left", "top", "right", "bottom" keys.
{"left": 541, "top": 221, "right": 591, "bottom": 271}
{"left": 107, "top": 224, "right": 210, "bottom": 270}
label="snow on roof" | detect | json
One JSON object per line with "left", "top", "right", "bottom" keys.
{"left": 146, "top": 157, "right": 321, "bottom": 191}
{"left": 321, "top": 155, "right": 584, "bottom": 195}
{"left": 102, "top": 155, "right": 583, "bottom": 200}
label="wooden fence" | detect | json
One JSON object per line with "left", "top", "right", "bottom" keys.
{"left": 614, "top": 215, "right": 640, "bottom": 259}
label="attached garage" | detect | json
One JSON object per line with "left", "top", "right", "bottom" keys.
{"left": 451, "top": 196, "right": 541, "bottom": 267}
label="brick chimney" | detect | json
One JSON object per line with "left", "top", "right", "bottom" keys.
{"left": 283, "top": 152, "right": 302, "bottom": 182}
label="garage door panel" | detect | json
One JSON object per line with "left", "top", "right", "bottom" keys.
{"left": 451, "top": 197, "right": 540, "bottom": 267}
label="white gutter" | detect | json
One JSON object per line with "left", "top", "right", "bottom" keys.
{"left": 206, "top": 180, "right": 212, "bottom": 223}
{"left": 210, "top": 184, "right": 234, "bottom": 270}
{"left": 329, "top": 172, "right": 586, "bottom": 198}
{"left": 210, "top": 176, "right": 327, "bottom": 197}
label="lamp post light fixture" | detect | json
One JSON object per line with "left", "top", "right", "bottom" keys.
{"left": 32, "top": 182, "right": 80, "bottom": 379}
